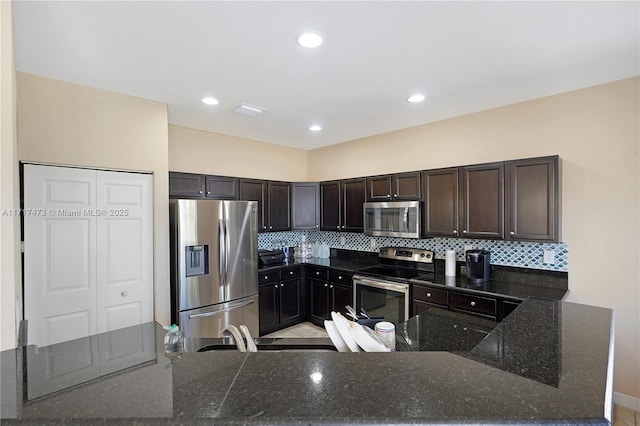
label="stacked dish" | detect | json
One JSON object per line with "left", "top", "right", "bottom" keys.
{"left": 325, "top": 311, "right": 390, "bottom": 352}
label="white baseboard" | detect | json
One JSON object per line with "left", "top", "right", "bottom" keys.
{"left": 614, "top": 392, "right": 640, "bottom": 411}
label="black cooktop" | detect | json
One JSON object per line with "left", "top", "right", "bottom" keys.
{"left": 355, "top": 265, "right": 435, "bottom": 283}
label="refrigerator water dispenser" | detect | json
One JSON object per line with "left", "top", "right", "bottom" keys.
{"left": 185, "top": 245, "right": 209, "bottom": 277}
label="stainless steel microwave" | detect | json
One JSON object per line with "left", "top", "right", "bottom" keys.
{"left": 363, "top": 201, "right": 421, "bottom": 239}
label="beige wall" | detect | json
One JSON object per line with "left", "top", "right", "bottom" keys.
{"left": 16, "top": 72, "right": 171, "bottom": 328}
{"left": 309, "top": 78, "right": 640, "bottom": 400}
{"left": 169, "top": 125, "right": 307, "bottom": 181}
{"left": 0, "top": 0, "right": 22, "bottom": 351}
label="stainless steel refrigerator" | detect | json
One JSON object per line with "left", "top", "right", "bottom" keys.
{"left": 169, "top": 199, "right": 258, "bottom": 338}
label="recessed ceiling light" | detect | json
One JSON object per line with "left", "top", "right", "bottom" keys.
{"left": 297, "top": 32, "right": 323, "bottom": 48}
{"left": 407, "top": 94, "right": 426, "bottom": 103}
{"left": 309, "top": 124, "right": 322, "bottom": 132}
{"left": 201, "top": 97, "right": 219, "bottom": 106}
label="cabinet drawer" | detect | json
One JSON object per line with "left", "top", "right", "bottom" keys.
{"left": 259, "top": 270, "right": 279, "bottom": 285}
{"left": 329, "top": 270, "right": 352, "bottom": 285}
{"left": 281, "top": 266, "right": 302, "bottom": 281}
{"left": 451, "top": 293, "right": 496, "bottom": 317}
{"left": 412, "top": 285, "right": 448, "bottom": 306}
{"left": 308, "top": 266, "right": 329, "bottom": 281}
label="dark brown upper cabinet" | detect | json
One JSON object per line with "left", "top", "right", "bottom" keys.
{"left": 169, "top": 172, "right": 205, "bottom": 199}
{"left": 320, "top": 181, "right": 341, "bottom": 231}
{"left": 268, "top": 181, "right": 291, "bottom": 232}
{"left": 367, "top": 172, "right": 421, "bottom": 201}
{"left": 239, "top": 179, "right": 290, "bottom": 232}
{"left": 341, "top": 178, "right": 366, "bottom": 232}
{"left": 204, "top": 175, "right": 238, "bottom": 199}
{"left": 320, "top": 178, "right": 365, "bottom": 232}
{"left": 422, "top": 168, "right": 459, "bottom": 238}
{"left": 292, "top": 182, "right": 320, "bottom": 230}
{"left": 506, "top": 156, "right": 559, "bottom": 242}
{"left": 459, "top": 162, "right": 505, "bottom": 239}
{"left": 239, "top": 179, "right": 268, "bottom": 232}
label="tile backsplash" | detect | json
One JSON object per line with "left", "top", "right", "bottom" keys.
{"left": 258, "top": 231, "right": 568, "bottom": 272}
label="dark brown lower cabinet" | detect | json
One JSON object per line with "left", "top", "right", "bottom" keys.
{"left": 308, "top": 270, "right": 353, "bottom": 327}
{"left": 258, "top": 267, "right": 302, "bottom": 336}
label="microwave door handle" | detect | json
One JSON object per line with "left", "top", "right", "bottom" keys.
{"left": 403, "top": 208, "right": 409, "bottom": 232}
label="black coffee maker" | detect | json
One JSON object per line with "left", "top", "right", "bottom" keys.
{"left": 466, "top": 249, "right": 491, "bottom": 283}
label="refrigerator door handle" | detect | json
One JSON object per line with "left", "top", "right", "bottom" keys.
{"left": 188, "top": 298, "right": 256, "bottom": 319}
{"left": 219, "top": 218, "right": 227, "bottom": 298}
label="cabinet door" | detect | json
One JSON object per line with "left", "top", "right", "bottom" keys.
{"left": 279, "top": 279, "right": 301, "bottom": 324}
{"left": 239, "top": 179, "right": 267, "bottom": 232}
{"left": 169, "top": 172, "right": 204, "bottom": 198}
{"left": 460, "top": 163, "right": 505, "bottom": 239}
{"left": 423, "top": 168, "right": 459, "bottom": 237}
{"left": 393, "top": 172, "right": 422, "bottom": 200}
{"left": 309, "top": 279, "right": 330, "bottom": 321}
{"left": 292, "top": 182, "right": 320, "bottom": 230}
{"left": 205, "top": 176, "right": 238, "bottom": 199}
{"left": 268, "top": 181, "right": 291, "bottom": 232}
{"left": 331, "top": 283, "right": 353, "bottom": 317}
{"left": 259, "top": 284, "right": 279, "bottom": 335}
{"left": 506, "top": 156, "right": 558, "bottom": 242}
{"left": 320, "top": 181, "right": 341, "bottom": 231}
{"left": 342, "top": 178, "right": 366, "bottom": 232}
{"left": 367, "top": 175, "right": 392, "bottom": 201}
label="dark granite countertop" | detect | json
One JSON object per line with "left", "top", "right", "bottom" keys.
{"left": 259, "top": 254, "right": 378, "bottom": 274}
{"left": 1, "top": 298, "right": 614, "bottom": 425}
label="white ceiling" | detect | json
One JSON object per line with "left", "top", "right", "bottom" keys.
{"left": 12, "top": 1, "right": 640, "bottom": 150}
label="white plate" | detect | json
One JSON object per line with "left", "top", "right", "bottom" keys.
{"left": 350, "top": 324, "right": 390, "bottom": 352}
{"left": 331, "top": 311, "right": 361, "bottom": 352}
{"left": 324, "top": 320, "right": 350, "bottom": 352}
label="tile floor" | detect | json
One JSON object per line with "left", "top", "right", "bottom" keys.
{"left": 614, "top": 404, "right": 640, "bottom": 425}
{"left": 268, "top": 323, "right": 639, "bottom": 425}
{"left": 262, "top": 322, "right": 329, "bottom": 339}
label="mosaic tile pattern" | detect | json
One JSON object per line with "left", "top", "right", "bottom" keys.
{"left": 258, "top": 231, "right": 568, "bottom": 272}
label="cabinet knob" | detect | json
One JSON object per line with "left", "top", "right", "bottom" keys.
{"left": 275, "top": 284, "right": 278, "bottom": 288}
{"left": 290, "top": 271, "right": 294, "bottom": 275}
{"left": 338, "top": 276, "right": 342, "bottom": 280}
{"left": 330, "top": 285, "right": 333, "bottom": 289}
{"left": 387, "top": 194, "right": 391, "bottom": 198}
{"left": 199, "top": 190, "right": 203, "bottom": 194}
{"left": 121, "top": 291, "right": 128, "bottom": 297}
{"left": 281, "top": 283, "right": 285, "bottom": 288}
{"left": 394, "top": 194, "right": 398, "bottom": 197}
{"left": 264, "top": 276, "right": 268, "bottom": 280}
{"left": 470, "top": 301, "right": 476, "bottom": 307}
{"left": 336, "top": 226, "right": 340, "bottom": 229}
{"left": 462, "top": 230, "right": 467, "bottom": 234}
{"left": 316, "top": 271, "right": 320, "bottom": 276}
{"left": 207, "top": 191, "right": 211, "bottom": 195}
{"left": 510, "top": 231, "right": 515, "bottom": 235}
{"left": 324, "top": 283, "right": 328, "bottom": 287}
{"left": 453, "top": 229, "right": 458, "bottom": 234}
{"left": 316, "top": 225, "right": 319, "bottom": 228}
{"left": 426, "top": 292, "right": 431, "bottom": 298}
{"left": 269, "top": 226, "right": 273, "bottom": 230}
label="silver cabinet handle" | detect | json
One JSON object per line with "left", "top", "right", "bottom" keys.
{"left": 470, "top": 301, "right": 476, "bottom": 307}
{"left": 121, "top": 291, "right": 128, "bottom": 297}
{"left": 453, "top": 229, "right": 458, "bottom": 234}
{"left": 426, "top": 292, "right": 431, "bottom": 298}
{"left": 510, "top": 231, "right": 515, "bottom": 235}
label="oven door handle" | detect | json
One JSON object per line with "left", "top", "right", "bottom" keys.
{"left": 353, "top": 276, "right": 409, "bottom": 293}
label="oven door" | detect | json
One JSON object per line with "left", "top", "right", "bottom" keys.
{"left": 353, "top": 275, "right": 410, "bottom": 325}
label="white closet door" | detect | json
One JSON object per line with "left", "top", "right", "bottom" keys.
{"left": 96, "top": 171, "right": 153, "bottom": 334}
{"left": 24, "top": 164, "right": 98, "bottom": 347}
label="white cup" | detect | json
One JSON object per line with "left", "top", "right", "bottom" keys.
{"left": 374, "top": 321, "right": 396, "bottom": 351}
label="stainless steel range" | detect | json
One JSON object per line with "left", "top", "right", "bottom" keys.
{"left": 353, "top": 247, "right": 434, "bottom": 325}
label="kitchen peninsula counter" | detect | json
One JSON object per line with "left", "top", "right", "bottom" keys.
{"left": 1, "top": 298, "right": 613, "bottom": 425}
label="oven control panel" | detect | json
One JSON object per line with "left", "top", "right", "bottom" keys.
{"left": 379, "top": 247, "right": 434, "bottom": 263}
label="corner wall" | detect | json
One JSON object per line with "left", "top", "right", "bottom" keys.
{"left": 308, "top": 77, "right": 640, "bottom": 401}
{"left": 0, "top": 0, "right": 22, "bottom": 351}
{"left": 16, "top": 72, "right": 171, "bottom": 329}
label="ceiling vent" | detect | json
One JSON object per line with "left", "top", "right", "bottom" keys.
{"left": 232, "top": 103, "right": 264, "bottom": 116}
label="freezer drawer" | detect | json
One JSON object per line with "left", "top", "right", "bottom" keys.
{"left": 179, "top": 295, "right": 259, "bottom": 339}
